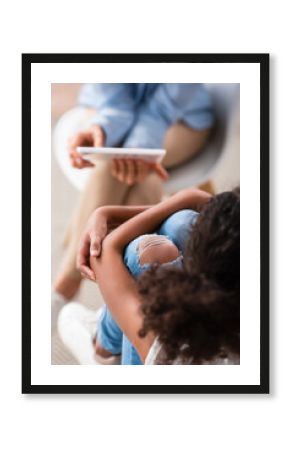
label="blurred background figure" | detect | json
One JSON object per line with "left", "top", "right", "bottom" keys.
{"left": 51, "top": 83, "right": 240, "bottom": 364}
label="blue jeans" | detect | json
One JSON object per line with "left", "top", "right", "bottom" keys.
{"left": 96, "top": 209, "right": 199, "bottom": 365}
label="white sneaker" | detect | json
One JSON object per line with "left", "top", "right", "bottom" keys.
{"left": 51, "top": 291, "right": 68, "bottom": 334}
{"left": 57, "top": 303, "right": 120, "bottom": 365}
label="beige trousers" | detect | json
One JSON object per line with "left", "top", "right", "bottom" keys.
{"left": 58, "top": 108, "right": 210, "bottom": 278}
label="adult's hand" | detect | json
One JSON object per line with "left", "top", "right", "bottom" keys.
{"left": 77, "top": 208, "right": 108, "bottom": 280}
{"left": 68, "top": 124, "right": 106, "bottom": 169}
{"left": 111, "top": 158, "right": 169, "bottom": 185}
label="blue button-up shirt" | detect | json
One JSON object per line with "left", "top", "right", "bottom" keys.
{"left": 79, "top": 83, "right": 214, "bottom": 148}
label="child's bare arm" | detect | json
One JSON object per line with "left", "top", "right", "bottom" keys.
{"left": 106, "top": 188, "right": 211, "bottom": 251}
{"left": 99, "top": 205, "right": 152, "bottom": 228}
{"left": 77, "top": 188, "right": 211, "bottom": 279}
{"left": 90, "top": 252, "right": 154, "bottom": 362}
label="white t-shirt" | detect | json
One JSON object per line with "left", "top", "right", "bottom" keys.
{"left": 145, "top": 339, "right": 240, "bottom": 365}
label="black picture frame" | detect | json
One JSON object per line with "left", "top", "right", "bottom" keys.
{"left": 22, "top": 53, "right": 269, "bottom": 394}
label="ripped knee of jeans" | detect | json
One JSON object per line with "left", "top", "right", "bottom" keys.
{"left": 138, "top": 235, "right": 180, "bottom": 266}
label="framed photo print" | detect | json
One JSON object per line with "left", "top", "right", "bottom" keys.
{"left": 22, "top": 53, "right": 269, "bottom": 394}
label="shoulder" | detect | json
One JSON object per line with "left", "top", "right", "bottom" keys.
{"left": 145, "top": 339, "right": 163, "bottom": 365}
{"left": 145, "top": 339, "right": 240, "bottom": 365}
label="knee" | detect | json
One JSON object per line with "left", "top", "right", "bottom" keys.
{"left": 125, "top": 173, "right": 163, "bottom": 206}
{"left": 138, "top": 235, "right": 180, "bottom": 266}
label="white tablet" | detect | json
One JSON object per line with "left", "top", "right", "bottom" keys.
{"left": 77, "top": 147, "right": 166, "bottom": 164}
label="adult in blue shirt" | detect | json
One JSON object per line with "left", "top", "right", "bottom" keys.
{"left": 52, "top": 83, "right": 215, "bottom": 330}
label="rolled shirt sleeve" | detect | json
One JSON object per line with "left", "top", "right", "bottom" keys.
{"left": 78, "top": 83, "right": 136, "bottom": 147}
{"left": 124, "top": 83, "right": 215, "bottom": 148}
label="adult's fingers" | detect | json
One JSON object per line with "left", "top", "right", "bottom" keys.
{"left": 69, "top": 148, "right": 93, "bottom": 168}
{"left": 79, "top": 158, "right": 94, "bottom": 168}
{"left": 152, "top": 163, "right": 169, "bottom": 180}
{"left": 69, "top": 131, "right": 92, "bottom": 150}
{"left": 92, "top": 126, "right": 105, "bottom": 147}
{"left": 112, "top": 158, "right": 168, "bottom": 184}
{"left": 111, "top": 158, "right": 127, "bottom": 183}
{"left": 111, "top": 159, "right": 118, "bottom": 178}
{"left": 72, "top": 157, "right": 93, "bottom": 169}
{"left": 124, "top": 159, "right": 136, "bottom": 185}
{"left": 136, "top": 160, "right": 150, "bottom": 183}
{"left": 111, "top": 158, "right": 122, "bottom": 181}
{"left": 116, "top": 158, "right": 127, "bottom": 183}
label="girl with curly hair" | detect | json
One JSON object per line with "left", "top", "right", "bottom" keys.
{"left": 58, "top": 187, "right": 240, "bottom": 365}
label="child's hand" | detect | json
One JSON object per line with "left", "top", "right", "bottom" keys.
{"left": 77, "top": 208, "right": 109, "bottom": 280}
{"left": 68, "top": 124, "right": 105, "bottom": 169}
{"left": 110, "top": 158, "right": 169, "bottom": 185}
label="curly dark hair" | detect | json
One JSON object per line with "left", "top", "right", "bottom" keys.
{"left": 137, "top": 188, "right": 240, "bottom": 364}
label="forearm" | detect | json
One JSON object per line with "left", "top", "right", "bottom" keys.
{"left": 106, "top": 188, "right": 211, "bottom": 250}
{"left": 99, "top": 205, "right": 152, "bottom": 228}
{"left": 79, "top": 84, "right": 136, "bottom": 146}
